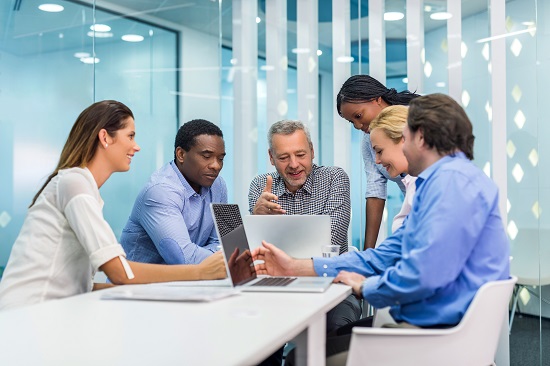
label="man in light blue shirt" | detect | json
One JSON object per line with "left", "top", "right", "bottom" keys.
{"left": 254, "top": 93, "right": 509, "bottom": 361}
{"left": 121, "top": 119, "right": 227, "bottom": 265}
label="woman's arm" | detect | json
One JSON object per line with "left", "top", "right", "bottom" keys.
{"left": 100, "top": 251, "right": 227, "bottom": 285}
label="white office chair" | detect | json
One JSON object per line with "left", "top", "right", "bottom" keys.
{"left": 509, "top": 229, "right": 550, "bottom": 331}
{"left": 346, "top": 276, "right": 517, "bottom": 366}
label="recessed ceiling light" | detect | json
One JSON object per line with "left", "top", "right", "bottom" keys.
{"left": 402, "top": 77, "right": 408, "bottom": 84}
{"left": 121, "top": 34, "right": 144, "bottom": 42}
{"left": 260, "top": 65, "right": 274, "bottom": 71}
{"left": 424, "top": 5, "right": 432, "bottom": 12}
{"left": 430, "top": 12, "right": 452, "bottom": 20}
{"left": 336, "top": 56, "right": 354, "bottom": 63}
{"left": 87, "top": 31, "right": 113, "bottom": 38}
{"left": 256, "top": 17, "right": 261, "bottom": 24}
{"left": 384, "top": 12, "right": 404, "bottom": 21}
{"left": 80, "top": 57, "right": 100, "bottom": 64}
{"left": 74, "top": 52, "right": 90, "bottom": 58}
{"left": 90, "top": 24, "right": 111, "bottom": 32}
{"left": 38, "top": 4, "right": 64, "bottom": 12}
{"left": 317, "top": 50, "right": 323, "bottom": 56}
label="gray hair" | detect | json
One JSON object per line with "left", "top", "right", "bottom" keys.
{"left": 268, "top": 120, "right": 313, "bottom": 151}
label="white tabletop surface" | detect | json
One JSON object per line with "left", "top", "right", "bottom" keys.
{"left": 0, "top": 283, "right": 351, "bottom": 366}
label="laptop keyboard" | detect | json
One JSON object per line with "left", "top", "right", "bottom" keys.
{"left": 251, "top": 277, "right": 297, "bottom": 287}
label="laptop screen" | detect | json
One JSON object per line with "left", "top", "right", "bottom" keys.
{"left": 211, "top": 204, "right": 258, "bottom": 286}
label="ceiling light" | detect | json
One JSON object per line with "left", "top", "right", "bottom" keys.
{"left": 317, "top": 50, "right": 322, "bottom": 56}
{"left": 430, "top": 12, "right": 452, "bottom": 20}
{"left": 80, "top": 57, "right": 100, "bottom": 64}
{"left": 256, "top": 17, "right": 261, "bottom": 24}
{"left": 402, "top": 77, "right": 408, "bottom": 84}
{"left": 74, "top": 52, "right": 90, "bottom": 58}
{"left": 260, "top": 65, "right": 274, "bottom": 71}
{"left": 424, "top": 5, "right": 432, "bottom": 12}
{"left": 38, "top": 4, "right": 64, "bottom": 12}
{"left": 87, "top": 31, "right": 113, "bottom": 38}
{"left": 336, "top": 56, "right": 354, "bottom": 63}
{"left": 436, "top": 81, "right": 446, "bottom": 87}
{"left": 90, "top": 24, "right": 111, "bottom": 32}
{"left": 122, "top": 34, "right": 144, "bottom": 42}
{"left": 384, "top": 12, "right": 404, "bottom": 21}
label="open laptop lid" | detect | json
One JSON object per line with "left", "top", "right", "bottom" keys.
{"left": 210, "top": 203, "right": 258, "bottom": 287}
{"left": 243, "top": 215, "right": 331, "bottom": 258}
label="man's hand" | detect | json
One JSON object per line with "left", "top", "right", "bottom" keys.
{"left": 252, "top": 175, "right": 286, "bottom": 215}
{"left": 252, "top": 241, "right": 295, "bottom": 276}
{"left": 334, "top": 270, "right": 366, "bottom": 298}
{"left": 227, "top": 247, "right": 255, "bottom": 283}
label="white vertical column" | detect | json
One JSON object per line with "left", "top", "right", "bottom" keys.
{"left": 265, "top": 0, "right": 288, "bottom": 171}
{"left": 447, "top": 0, "right": 462, "bottom": 101}
{"left": 233, "top": 0, "right": 258, "bottom": 212}
{"left": 490, "top": 0, "right": 507, "bottom": 227}
{"left": 368, "top": 0, "right": 385, "bottom": 83}
{"left": 406, "top": 0, "right": 424, "bottom": 94}
{"left": 297, "top": 0, "right": 319, "bottom": 155}
{"left": 490, "top": 0, "right": 508, "bottom": 364}
{"left": 332, "top": 0, "right": 351, "bottom": 173}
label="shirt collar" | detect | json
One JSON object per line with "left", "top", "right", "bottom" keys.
{"left": 273, "top": 164, "right": 317, "bottom": 196}
{"left": 170, "top": 160, "right": 210, "bottom": 198}
{"left": 416, "top": 151, "right": 467, "bottom": 187}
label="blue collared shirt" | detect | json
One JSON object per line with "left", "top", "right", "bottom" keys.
{"left": 314, "top": 152, "right": 510, "bottom": 326}
{"left": 362, "top": 133, "right": 406, "bottom": 199}
{"left": 120, "top": 161, "right": 227, "bottom": 265}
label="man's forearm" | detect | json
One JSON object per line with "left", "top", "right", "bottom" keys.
{"left": 365, "top": 198, "right": 385, "bottom": 249}
{"left": 292, "top": 259, "right": 317, "bottom": 276}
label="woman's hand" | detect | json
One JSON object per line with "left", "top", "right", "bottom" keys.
{"left": 197, "top": 251, "right": 227, "bottom": 280}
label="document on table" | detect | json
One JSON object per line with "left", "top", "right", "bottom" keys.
{"left": 101, "top": 285, "right": 239, "bottom": 302}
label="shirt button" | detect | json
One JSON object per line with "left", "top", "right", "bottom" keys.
{"left": 323, "top": 273, "right": 328, "bottom": 277}
{"left": 323, "top": 265, "right": 328, "bottom": 269}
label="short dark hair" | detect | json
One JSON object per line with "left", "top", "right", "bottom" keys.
{"left": 174, "top": 119, "right": 223, "bottom": 159}
{"left": 407, "top": 93, "right": 475, "bottom": 160}
{"left": 336, "top": 74, "right": 420, "bottom": 116}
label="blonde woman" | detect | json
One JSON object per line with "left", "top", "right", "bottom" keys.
{"left": 369, "top": 105, "right": 416, "bottom": 233}
{"left": 0, "top": 100, "right": 226, "bottom": 310}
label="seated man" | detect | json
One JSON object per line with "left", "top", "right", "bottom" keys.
{"left": 248, "top": 120, "right": 358, "bottom": 334}
{"left": 248, "top": 120, "right": 350, "bottom": 251}
{"left": 253, "top": 94, "right": 510, "bottom": 362}
{"left": 121, "top": 119, "right": 227, "bottom": 265}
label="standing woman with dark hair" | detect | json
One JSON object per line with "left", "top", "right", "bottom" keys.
{"left": 336, "top": 75, "right": 420, "bottom": 249}
{"left": 0, "top": 100, "right": 226, "bottom": 310}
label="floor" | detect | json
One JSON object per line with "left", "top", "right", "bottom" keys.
{"left": 510, "top": 313, "right": 550, "bottom": 366}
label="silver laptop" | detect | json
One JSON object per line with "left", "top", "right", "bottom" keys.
{"left": 210, "top": 203, "right": 333, "bottom": 293}
{"left": 243, "top": 214, "right": 332, "bottom": 258}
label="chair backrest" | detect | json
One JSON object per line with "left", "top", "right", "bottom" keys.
{"left": 453, "top": 276, "right": 516, "bottom": 343}
{"left": 348, "top": 276, "right": 517, "bottom": 366}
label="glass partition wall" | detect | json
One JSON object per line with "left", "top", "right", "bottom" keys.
{"left": 1, "top": 0, "right": 549, "bottom": 364}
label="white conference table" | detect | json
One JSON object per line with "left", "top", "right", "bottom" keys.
{"left": 0, "top": 283, "right": 351, "bottom": 366}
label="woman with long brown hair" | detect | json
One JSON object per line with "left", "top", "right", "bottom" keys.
{"left": 0, "top": 100, "right": 226, "bottom": 310}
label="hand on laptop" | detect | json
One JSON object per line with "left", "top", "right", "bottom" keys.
{"left": 334, "top": 270, "right": 366, "bottom": 298}
{"left": 252, "top": 241, "right": 316, "bottom": 277}
{"left": 197, "top": 251, "right": 227, "bottom": 280}
{"left": 252, "top": 175, "right": 286, "bottom": 215}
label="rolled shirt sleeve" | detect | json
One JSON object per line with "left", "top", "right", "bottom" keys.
{"left": 64, "top": 195, "right": 125, "bottom": 271}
